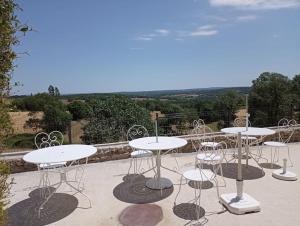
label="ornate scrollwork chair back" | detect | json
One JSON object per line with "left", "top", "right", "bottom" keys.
{"left": 278, "top": 118, "right": 297, "bottom": 143}
{"left": 34, "top": 131, "right": 64, "bottom": 149}
{"left": 127, "top": 125, "right": 149, "bottom": 141}
{"left": 233, "top": 117, "right": 251, "bottom": 127}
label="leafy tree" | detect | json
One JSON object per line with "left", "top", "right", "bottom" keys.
{"left": 0, "top": 0, "right": 30, "bottom": 224}
{"left": 24, "top": 112, "right": 41, "bottom": 132}
{"left": 214, "top": 90, "right": 243, "bottom": 127}
{"left": 193, "top": 99, "right": 218, "bottom": 123}
{"left": 48, "top": 85, "right": 55, "bottom": 96}
{"left": 54, "top": 87, "right": 60, "bottom": 97}
{"left": 249, "top": 72, "right": 293, "bottom": 126}
{"left": 41, "top": 105, "right": 72, "bottom": 133}
{"left": 292, "top": 74, "right": 300, "bottom": 121}
{"left": 82, "top": 95, "right": 153, "bottom": 144}
{"left": 68, "top": 101, "right": 91, "bottom": 120}
{"left": 12, "top": 93, "right": 64, "bottom": 111}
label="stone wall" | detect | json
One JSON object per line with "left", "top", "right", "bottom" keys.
{"left": 5, "top": 127, "right": 300, "bottom": 174}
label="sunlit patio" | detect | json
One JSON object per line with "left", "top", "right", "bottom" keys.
{"left": 7, "top": 142, "right": 300, "bottom": 226}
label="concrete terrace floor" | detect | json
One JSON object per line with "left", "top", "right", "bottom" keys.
{"left": 7, "top": 143, "right": 300, "bottom": 226}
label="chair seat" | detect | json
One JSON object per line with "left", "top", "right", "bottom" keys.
{"left": 201, "top": 142, "right": 220, "bottom": 148}
{"left": 241, "top": 136, "right": 257, "bottom": 140}
{"left": 39, "top": 162, "right": 66, "bottom": 169}
{"left": 131, "top": 150, "right": 153, "bottom": 158}
{"left": 183, "top": 169, "right": 215, "bottom": 182}
{"left": 264, "top": 141, "right": 287, "bottom": 147}
{"left": 197, "top": 153, "right": 222, "bottom": 162}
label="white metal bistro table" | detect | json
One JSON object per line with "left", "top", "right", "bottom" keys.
{"left": 23, "top": 144, "right": 97, "bottom": 216}
{"left": 129, "top": 136, "right": 187, "bottom": 190}
{"left": 221, "top": 127, "right": 275, "bottom": 166}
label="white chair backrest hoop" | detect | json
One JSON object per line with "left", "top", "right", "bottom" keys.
{"left": 278, "top": 118, "right": 297, "bottom": 143}
{"left": 192, "top": 124, "right": 216, "bottom": 151}
{"left": 205, "top": 140, "right": 227, "bottom": 164}
{"left": 127, "top": 125, "right": 149, "bottom": 141}
{"left": 34, "top": 131, "right": 64, "bottom": 149}
{"left": 192, "top": 119, "right": 205, "bottom": 129}
{"left": 199, "top": 125, "right": 214, "bottom": 141}
{"left": 191, "top": 121, "right": 205, "bottom": 152}
{"left": 233, "top": 117, "right": 251, "bottom": 127}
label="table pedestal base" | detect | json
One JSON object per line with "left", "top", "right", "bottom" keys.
{"left": 145, "top": 178, "right": 173, "bottom": 190}
{"left": 220, "top": 193, "right": 260, "bottom": 215}
{"left": 272, "top": 170, "right": 297, "bottom": 181}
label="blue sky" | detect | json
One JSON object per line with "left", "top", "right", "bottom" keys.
{"left": 14, "top": 0, "right": 300, "bottom": 95}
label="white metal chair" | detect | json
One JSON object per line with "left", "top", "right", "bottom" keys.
{"left": 226, "top": 118, "right": 262, "bottom": 163}
{"left": 35, "top": 131, "right": 66, "bottom": 168}
{"left": 174, "top": 163, "right": 221, "bottom": 224}
{"left": 196, "top": 134, "right": 227, "bottom": 187}
{"left": 127, "top": 125, "right": 155, "bottom": 176}
{"left": 263, "top": 119, "right": 297, "bottom": 167}
{"left": 192, "top": 119, "right": 220, "bottom": 151}
{"left": 35, "top": 131, "right": 66, "bottom": 197}
{"left": 233, "top": 117, "right": 258, "bottom": 144}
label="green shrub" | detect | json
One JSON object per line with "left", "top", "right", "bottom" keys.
{"left": 0, "top": 162, "right": 11, "bottom": 226}
{"left": 4, "top": 134, "right": 35, "bottom": 149}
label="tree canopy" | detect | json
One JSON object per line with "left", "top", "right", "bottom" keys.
{"left": 12, "top": 93, "right": 65, "bottom": 111}
{"left": 82, "top": 95, "right": 153, "bottom": 144}
{"left": 249, "top": 72, "right": 295, "bottom": 126}
{"left": 68, "top": 101, "right": 91, "bottom": 120}
{"left": 214, "top": 90, "right": 243, "bottom": 127}
{"left": 0, "top": 0, "right": 30, "bottom": 224}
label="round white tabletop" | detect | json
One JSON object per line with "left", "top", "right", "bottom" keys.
{"left": 23, "top": 144, "right": 97, "bottom": 164}
{"left": 221, "top": 127, "right": 275, "bottom": 136}
{"left": 129, "top": 136, "right": 187, "bottom": 151}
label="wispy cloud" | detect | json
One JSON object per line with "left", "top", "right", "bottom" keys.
{"left": 155, "top": 29, "right": 170, "bottom": 36}
{"left": 135, "top": 29, "right": 170, "bottom": 41}
{"left": 179, "top": 25, "right": 219, "bottom": 38}
{"left": 236, "top": 15, "right": 257, "bottom": 21}
{"left": 134, "top": 36, "right": 153, "bottom": 41}
{"left": 209, "top": 0, "right": 300, "bottom": 10}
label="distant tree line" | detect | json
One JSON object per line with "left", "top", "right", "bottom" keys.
{"left": 9, "top": 72, "right": 300, "bottom": 144}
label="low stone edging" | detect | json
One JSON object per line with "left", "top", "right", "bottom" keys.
{"left": 3, "top": 126, "right": 300, "bottom": 174}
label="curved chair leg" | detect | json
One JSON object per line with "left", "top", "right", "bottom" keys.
{"left": 275, "top": 148, "right": 280, "bottom": 163}
{"left": 174, "top": 175, "right": 183, "bottom": 206}
{"left": 127, "top": 158, "right": 133, "bottom": 175}
{"left": 287, "top": 146, "right": 293, "bottom": 167}
{"left": 137, "top": 157, "right": 143, "bottom": 174}
{"left": 214, "top": 177, "right": 220, "bottom": 200}
{"left": 270, "top": 147, "right": 274, "bottom": 168}
{"left": 219, "top": 163, "right": 226, "bottom": 187}
{"left": 195, "top": 180, "right": 202, "bottom": 220}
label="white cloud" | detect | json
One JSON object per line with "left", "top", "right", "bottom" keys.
{"left": 209, "top": 0, "right": 300, "bottom": 10}
{"left": 134, "top": 36, "right": 153, "bottom": 41}
{"left": 179, "top": 25, "right": 219, "bottom": 37}
{"left": 190, "top": 30, "right": 218, "bottom": 36}
{"left": 236, "top": 15, "right": 257, "bottom": 21}
{"left": 135, "top": 29, "right": 170, "bottom": 41}
{"left": 155, "top": 29, "right": 170, "bottom": 36}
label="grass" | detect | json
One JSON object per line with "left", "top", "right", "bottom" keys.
{"left": 4, "top": 133, "right": 35, "bottom": 150}
{"left": 207, "top": 121, "right": 219, "bottom": 132}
